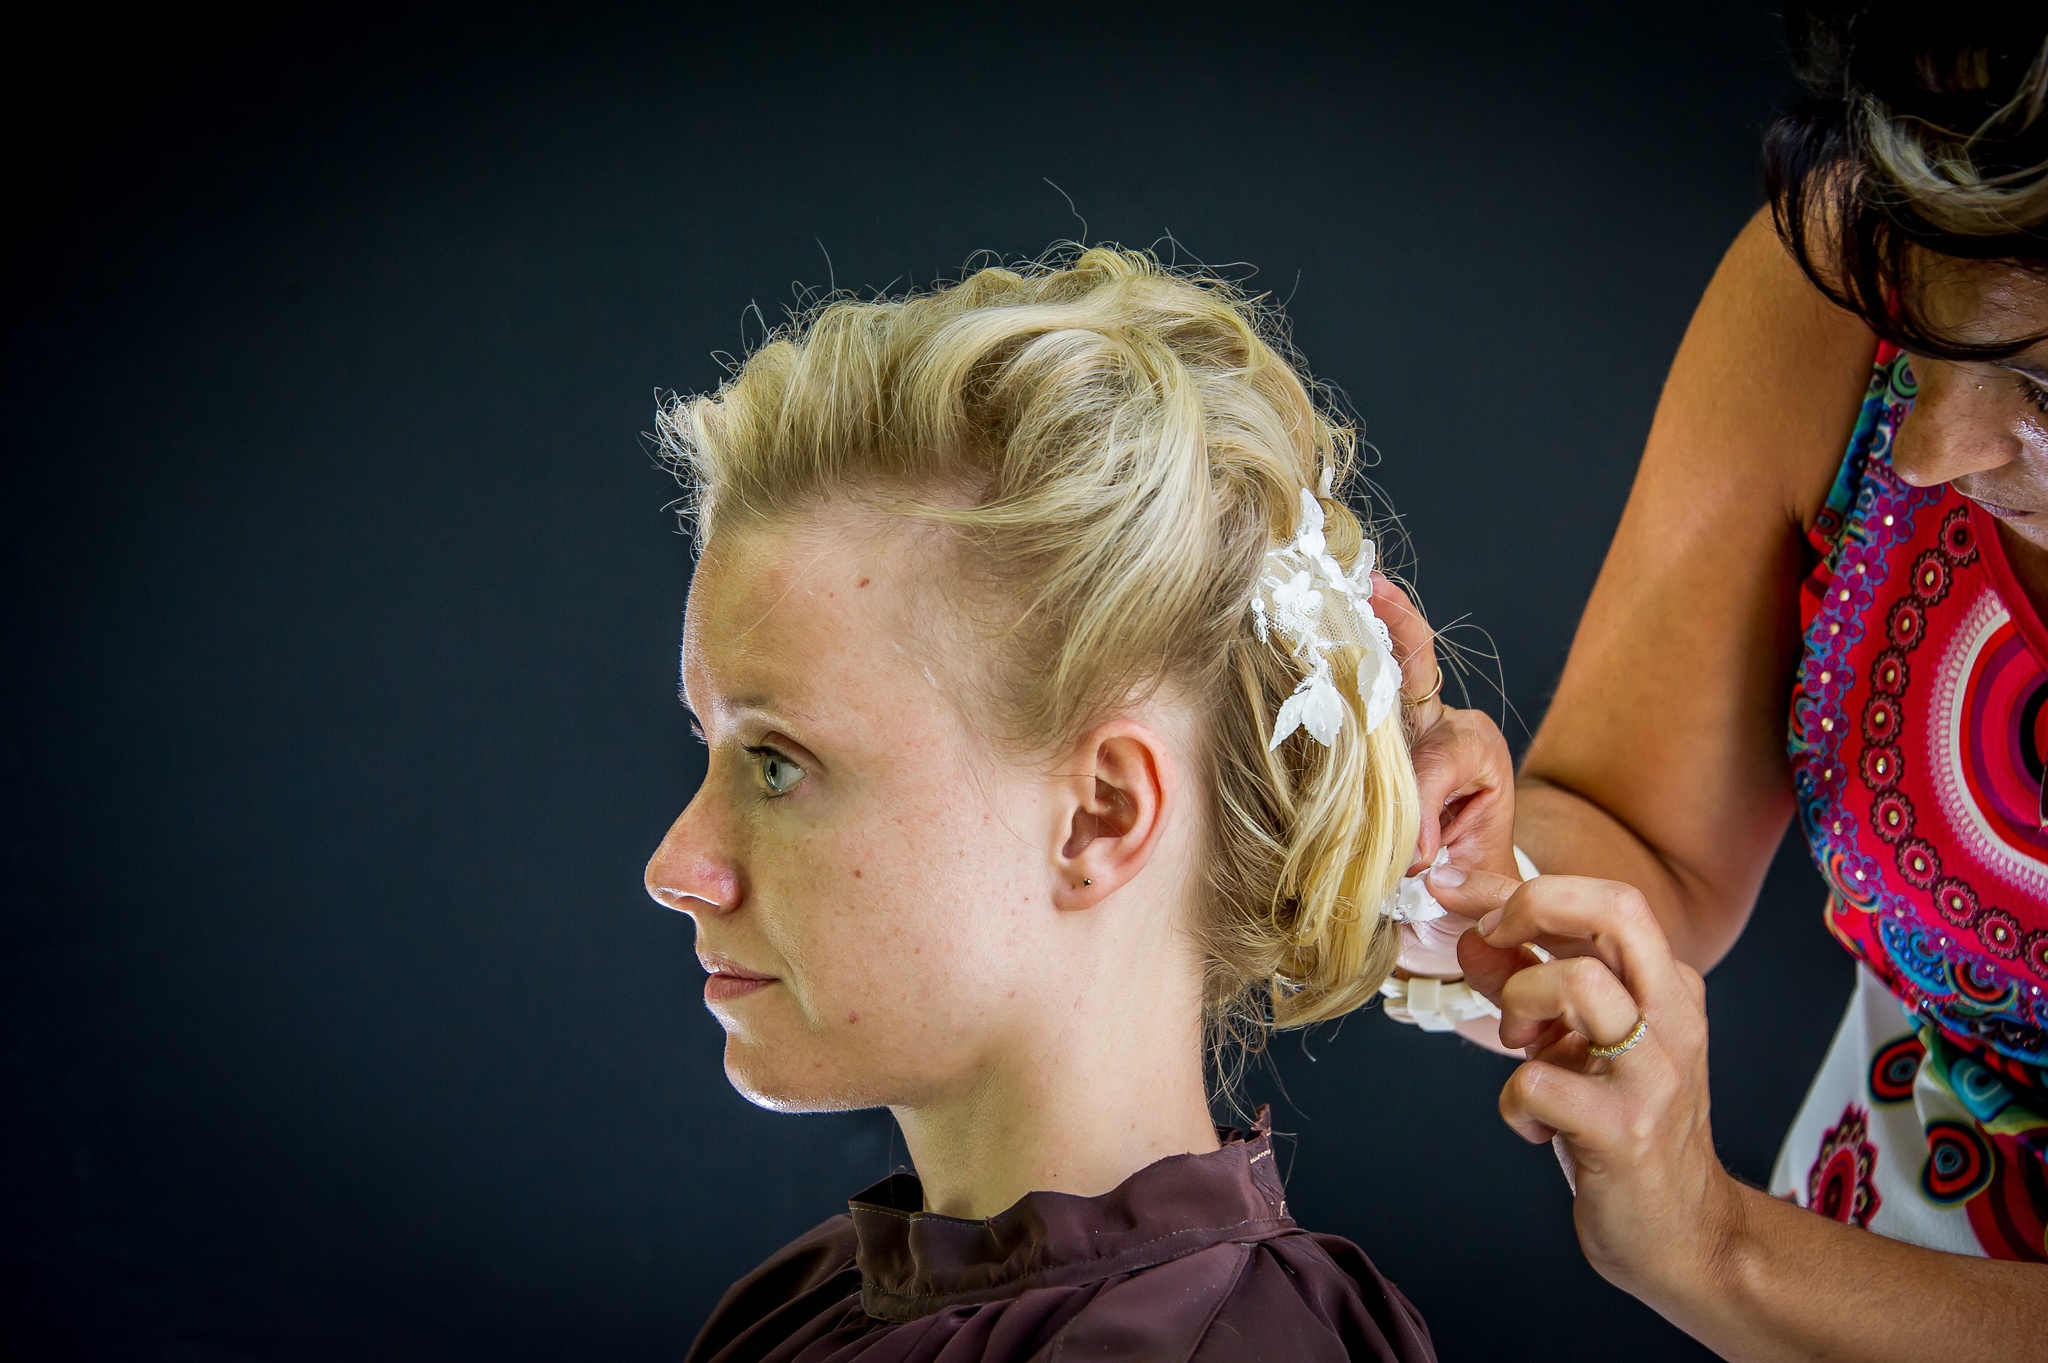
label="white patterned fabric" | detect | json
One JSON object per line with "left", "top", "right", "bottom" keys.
{"left": 1769, "top": 964, "right": 1985, "bottom": 1256}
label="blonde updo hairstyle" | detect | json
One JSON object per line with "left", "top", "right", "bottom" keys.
{"left": 659, "top": 248, "right": 1420, "bottom": 1033}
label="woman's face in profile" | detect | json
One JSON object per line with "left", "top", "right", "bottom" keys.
{"left": 644, "top": 505, "right": 1064, "bottom": 1113}
{"left": 1891, "top": 265, "right": 2048, "bottom": 546}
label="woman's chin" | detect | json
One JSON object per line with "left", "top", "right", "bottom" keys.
{"left": 722, "top": 1038, "right": 876, "bottom": 1114}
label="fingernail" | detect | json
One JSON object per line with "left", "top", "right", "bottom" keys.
{"left": 1477, "top": 908, "right": 1502, "bottom": 936}
{"left": 1427, "top": 862, "right": 1465, "bottom": 889}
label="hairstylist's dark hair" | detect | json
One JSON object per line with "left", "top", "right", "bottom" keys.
{"left": 1764, "top": 2, "right": 2048, "bottom": 359}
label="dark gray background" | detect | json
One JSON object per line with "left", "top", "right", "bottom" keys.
{"left": 2, "top": 3, "right": 1847, "bottom": 1358}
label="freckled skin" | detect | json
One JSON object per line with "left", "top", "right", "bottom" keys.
{"left": 643, "top": 503, "right": 1222, "bottom": 1217}
{"left": 649, "top": 517, "right": 1032, "bottom": 1112}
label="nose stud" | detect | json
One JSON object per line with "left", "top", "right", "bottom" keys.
{"left": 1082, "top": 878, "right": 1093, "bottom": 886}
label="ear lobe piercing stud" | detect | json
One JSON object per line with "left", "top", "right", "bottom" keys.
{"left": 1082, "top": 878, "right": 1093, "bottom": 887}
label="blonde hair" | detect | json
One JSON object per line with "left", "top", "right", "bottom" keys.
{"left": 658, "top": 247, "right": 1420, "bottom": 1031}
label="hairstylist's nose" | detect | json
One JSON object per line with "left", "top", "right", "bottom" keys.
{"left": 644, "top": 797, "right": 741, "bottom": 919}
{"left": 1892, "top": 357, "right": 2023, "bottom": 488}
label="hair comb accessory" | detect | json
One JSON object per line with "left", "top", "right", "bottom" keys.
{"left": 1249, "top": 486, "right": 1402, "bottom": 749}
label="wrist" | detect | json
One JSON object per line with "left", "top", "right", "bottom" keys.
{"left": 1632, "top": 1164, "right": 1756, "bottom": 1325}
{"left": 1695, "top": 1165, "right": 1753, "bottom": 1288}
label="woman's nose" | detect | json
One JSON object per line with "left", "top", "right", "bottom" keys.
{"left": 1892, "top": 358, "right": 2025, "bottom": 488}
{"left": 644, "top": 798, "right": 741, "bottom": 919}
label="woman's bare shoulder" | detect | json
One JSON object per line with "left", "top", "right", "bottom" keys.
{"left": 1518, "top": 209, "right": 1879, "bottom": 961}
{"left": 1645, "top": 206, "right": 1877, "bottom": 529}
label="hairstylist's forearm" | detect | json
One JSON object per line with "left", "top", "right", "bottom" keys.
{"left": 1503, "top": 211, "right": 1869, "bottom": 971}
{"left": 1513, "top": 776, "right": 1787, "bottom": 970}
{"left": 1644, "top": 1179, "right": 2048, "bottom": 1363}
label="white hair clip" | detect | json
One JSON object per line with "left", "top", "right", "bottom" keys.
{"left": 1249, "top": 486, "right": 1402, "bottom": 750}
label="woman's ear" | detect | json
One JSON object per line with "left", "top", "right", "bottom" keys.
{"left": 1051, "top": 721, "right": 1175, "bottom": 910}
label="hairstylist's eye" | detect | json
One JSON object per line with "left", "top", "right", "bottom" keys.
{"left": 750, "top": 747, "right": 807, "bottom": 796}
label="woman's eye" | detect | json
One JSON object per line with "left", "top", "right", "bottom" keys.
{"left": 756, "top": 750, "right": 806, "bottom": 795}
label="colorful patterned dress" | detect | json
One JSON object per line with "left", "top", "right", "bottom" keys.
{"left": 1769, "top": 344, "right": 2048, "bottom": 1260}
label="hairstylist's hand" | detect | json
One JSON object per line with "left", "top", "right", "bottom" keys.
{"left": 1373, "top": 575, "right": 1523, "bottom": 1050}
{"left": 1371, "top": 575, "right": 1518, "bottom": 884}
{"left": 1439, "top": 867, "right": 1740, "bottom": 1301}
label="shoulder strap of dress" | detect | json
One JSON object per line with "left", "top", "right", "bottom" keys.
{"left": 1800, "top": 343, "right": 1907, "bottom": 629}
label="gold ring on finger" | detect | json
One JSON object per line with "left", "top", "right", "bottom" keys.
{"left": 1587, "top": 1016, "right": 1647, "bottom": 1059}
{"left": 1403, "top": 666, "right": 1445, "bottom": 707}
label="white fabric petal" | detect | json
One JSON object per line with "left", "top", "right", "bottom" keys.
{"left": 1269, "top": 569, "right": 1321, "bottom": 638}
{"left": 1251, "top": 488, "right": 1410, "bottom": 752}
{"left": 1378, "top": 974, "right": 1502, "bottom": 1031}
{"left": 1387, "top": 847, "right": 1450, "bottom": 923}
{"left": 1357, "top": 620, "right": 1401, "bottom": 734}
{"left": 1346, "top": 538, "right": 1377, "bottom": 596}
{"left": 1268, "top": 689, "right": 1307, "bottom": 749}
{"left": 1293, "top": 488, "right": 1326, "bottom": 560}
{"left": 1297, "top": 671, "right": 1345, "bottom": 746}
{"left": 1269, "top": 667, "right": 1346, "bottom": 749}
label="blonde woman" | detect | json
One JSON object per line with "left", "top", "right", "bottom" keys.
{"left": 643, "top": 250, "right": 1456, "bottom": 1361}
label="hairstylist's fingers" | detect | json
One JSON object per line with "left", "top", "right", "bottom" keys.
{"left": 1454, "top": 925, "right": 1541, "bottom": 1007}
{"left": 1371, "top": 573, "right": 1444, "bottom": 730}
{"left": 1439, "top": 866, "right": 1545, "bottom": 1005}
{"left": 1499, "top": 1056, "right": 1617, "bottom": 1146}
{"left": 1495, "top": 954, "right": 1644, "bottom": 1053}
{"left": 1422, "top": 861, "right": 1518, "bottom": 921}
{"left": 1674, "top": 957, "right": 1706, "bottom": 1008}
{"left": 1408, "top": 707, "right": 1518, "bottom": 873}
{"left": 1457, "top": 941, "right": 1577, "bottom": 1058}
{"left": 1477, "top": 875, "right": 1685, "bottom": 1004}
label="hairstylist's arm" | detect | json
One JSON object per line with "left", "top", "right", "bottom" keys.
{"left": 1443, "top": 869, "right": 2048, "bottom": 1361}
{"left": 1508, "top": 208, "right": 1875, "bottom": 967}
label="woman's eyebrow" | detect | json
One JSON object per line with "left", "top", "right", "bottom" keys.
{"left": 728, "top": 696, "right": 820, "bottom": 730}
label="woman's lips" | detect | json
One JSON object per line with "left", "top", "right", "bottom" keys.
{"left": 698, "top": 951, "right": 776, "bottom": 1004}
{"left": 704, "top": 972, "right": 774, "bottom": 1004}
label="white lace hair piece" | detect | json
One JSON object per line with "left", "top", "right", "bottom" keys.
{"left": 1248, "top": 484, "right": 1402, "bottom": 750}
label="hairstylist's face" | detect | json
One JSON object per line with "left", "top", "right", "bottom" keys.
{"left": 643, "top": 505, "right": 1072, "bottom": 1113}
{"left": 1890, "top": 263, "right": 2048, "bottom": 551}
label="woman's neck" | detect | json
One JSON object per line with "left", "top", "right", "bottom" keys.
{"left": 890, "top": 985, "right": 1220, "bottom": 1220}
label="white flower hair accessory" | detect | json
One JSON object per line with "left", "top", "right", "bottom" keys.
{"left": 1248, "top": 483, "right": 1402, "bottom": 750}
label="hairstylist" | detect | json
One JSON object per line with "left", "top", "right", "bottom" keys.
{"left": 1384, "top": 5, "right": 2048, "bottom": 1358}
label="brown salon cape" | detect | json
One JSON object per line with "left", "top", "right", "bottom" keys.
{"left": 686, "top": 1113, "right": 1436, "bottom": 1363}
